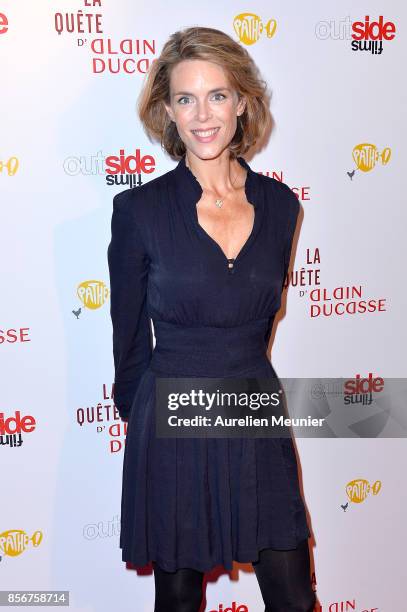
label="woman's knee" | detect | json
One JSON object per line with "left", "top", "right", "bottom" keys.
{"left": 253, "top": 539, "right": 315, "bottom": 612}
{"left": 294, "top": 587, "right": 317, "bottom": 612}
{"left": 264, "top": 588, "right": 316, "bottom": 612}
{"left": 153, "top": 563, "right": 203, "bottom": 612}
{"left": 160, "top": 590, "right": 202, "bottom": 612}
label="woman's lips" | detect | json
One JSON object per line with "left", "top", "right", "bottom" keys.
{"left": 191, "top": 127, "right": 220, "bottom": 143}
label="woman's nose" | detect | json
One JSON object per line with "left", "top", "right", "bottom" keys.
{"left": 195, "top": 101, "right": 212, "bottom": 121}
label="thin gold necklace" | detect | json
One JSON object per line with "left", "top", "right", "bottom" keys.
{"left": 186, "top": 158, "right": 239, "bottom": 208}
{"left": 214, "top": 171, "right": 238, "bottom": 208}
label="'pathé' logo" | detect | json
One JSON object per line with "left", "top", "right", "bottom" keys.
{"left": 77, "top": 280, "right": 109, "bottom": 310}
{"left": 233, "top": 13, "right": 277, "bottom": 45}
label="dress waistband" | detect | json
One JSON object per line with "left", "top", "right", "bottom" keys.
{"left": 149, "top": 317, "right": 272, "bottom": 377}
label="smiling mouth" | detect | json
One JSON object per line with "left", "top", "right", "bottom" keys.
{"left": 191, "top": 127, "right": 220, "bottom": 137}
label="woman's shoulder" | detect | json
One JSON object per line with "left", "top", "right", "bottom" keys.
{"left": 259, "top": 172, "right": 300, "bottom": 221}
{"left": 113, "top": 168, "right": 171, "bottom": 203}
{"left": 112, "top": 167, "right": 174, "bottom": 217}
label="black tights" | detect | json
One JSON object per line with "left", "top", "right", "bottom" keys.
{"left": 153, "top": 538, "right": 316, "bottom": 612}
{"left": 251, "top": 538, "right": 316, "bottom": 611}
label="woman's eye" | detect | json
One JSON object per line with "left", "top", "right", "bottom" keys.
{"left": 176, "top": 93, "right": 226, "bottom": 105}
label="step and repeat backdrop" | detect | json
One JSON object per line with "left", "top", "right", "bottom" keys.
{"left": 1, "top": 2, "right": 406, "bottom": 611}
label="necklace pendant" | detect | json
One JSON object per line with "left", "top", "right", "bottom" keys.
{"left": 215, "top": 199, "right": 223, "bottom": 208}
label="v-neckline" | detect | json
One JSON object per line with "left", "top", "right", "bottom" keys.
{"left": 175, "top": 154, "right": 263, "bottom": 269}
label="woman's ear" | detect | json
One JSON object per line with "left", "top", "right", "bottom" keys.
{"left": 163, "top": 101, "right": 175, "bottom": 123}
{"left": 237, "top": 94, "right": 247, "bottom": 117}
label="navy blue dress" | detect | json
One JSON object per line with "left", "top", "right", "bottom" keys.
{"left": 107, "top": 154, "right": 311, "bottom": 573}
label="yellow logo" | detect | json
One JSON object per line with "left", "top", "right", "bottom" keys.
{"left": 233, "top": 13, "right": 277, "bottom": 45}
{"left": 0, "top": 530, "right": 43, "bottom": 558}
{"left": 352, "top": 143, "right": 391, "bottom": 172}
{"left": 346, "top": 478, "right": 382, "bottom": 503}
{"left": 0, "top": 156, "right": 19, "bottom": 176}
{"left": 77, "top": 280, "right": 109, "bottom": 310}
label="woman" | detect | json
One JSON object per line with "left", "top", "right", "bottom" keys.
{"left": 108, "top": 26, "right": 316, "bottom": 612}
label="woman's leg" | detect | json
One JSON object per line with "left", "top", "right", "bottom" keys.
{"left": 152, "top": 561, "right": 204, "bottom": 612}
{"left": 252, "top": 538, "right": 316, "bottom": 612}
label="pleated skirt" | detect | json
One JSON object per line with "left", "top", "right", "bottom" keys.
{"left": 119, "top": 363, "right": 311, "bottom": 573}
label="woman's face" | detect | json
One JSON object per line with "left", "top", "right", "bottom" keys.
{"left": 164, "top": 59, "right": 246, "bottom": 160}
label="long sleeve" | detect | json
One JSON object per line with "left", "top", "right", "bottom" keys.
{"left": 107, "top": 189, "right": 153, "bottom": 421}
{"left": 282, "top": 187, "right": 300, "bottom": 290}
{"left": 264, "top": 185, "right": 300, "bottom": 347}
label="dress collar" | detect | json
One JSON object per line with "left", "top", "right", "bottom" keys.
{"left": 173, "top": 153, "right": 260, "bottom": 209}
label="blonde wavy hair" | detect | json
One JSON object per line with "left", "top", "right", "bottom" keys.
{"left": 137, "top": 26, "right": 272, "bottom": 160}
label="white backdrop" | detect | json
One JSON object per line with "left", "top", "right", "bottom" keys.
{"left": 1, "top": 1, "right": 406, "bottom": 611}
